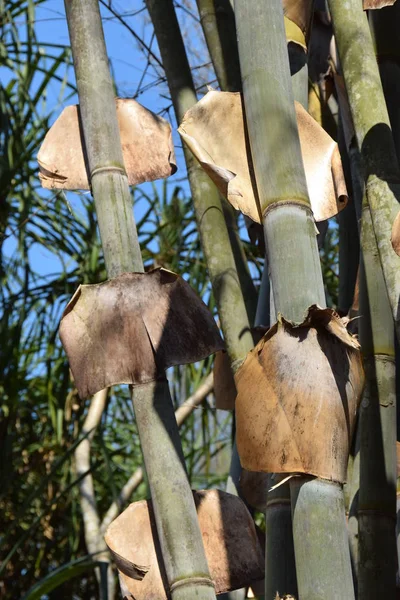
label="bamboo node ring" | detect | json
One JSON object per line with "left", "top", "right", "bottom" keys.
{"left": 170, "top": 577, "right": 215, "bottom": 592}
{"left": 91, "top": 165, "right": 126, "bottom": 178}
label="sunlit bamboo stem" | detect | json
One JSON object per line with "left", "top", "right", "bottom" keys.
{"left": 235, "top": 2, "right": 355, "bottom": 598}
{"left": 64, "top": 2, "right": 216, "bottom": 598}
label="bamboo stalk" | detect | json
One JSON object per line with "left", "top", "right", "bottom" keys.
{"left": 64, "top": 2, "right": 216, "bottom": 598}
{"left": 195, "top": 0, "right": 258, "bottom": 326}
{"left": 193, "top": 9, "right": 262, "bottom": 597}
{"left": 147, "top": 0, "right": 252, "bottom": 370}
{"left": 196, "top": 0, "right": 241, "bottom": 92}
{"left": 261, "top": 22, "right": 312, "bottom": 596}
{"left": 329, "top": 0, "right": 400, "bottom": 345}
{"left": 357, "top": 207, "right": 397, "bottom": 598}
{"left": 337, "top": 122, "right": 360, "bottom": 317}
{"left": 99, "top": 373, "right": 214, "bottom": 537}
{"left": 334, "top": 41, "right": 397, "bottom": 593}
{"left": 145, "top": 6, "right": 258, "bottom": 596}
{"left": 235, "top": 2, "right": 355, "bottom": 598}
{"left": 75, "top": 389, "right": 115, "bottom": 600}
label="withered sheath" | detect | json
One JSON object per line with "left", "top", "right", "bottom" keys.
{"left": 235, "top": 1, "right": 355, "bottom": 598}
{"left": 64, "top": 1, "right": 215, "bottom": 598}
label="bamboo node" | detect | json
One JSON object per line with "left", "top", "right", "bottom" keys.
{"left": 91, "top": 165, "right": 126, "bottom": 178}
{"left": 170, "top": 577, "right": 215, "bottom": 592}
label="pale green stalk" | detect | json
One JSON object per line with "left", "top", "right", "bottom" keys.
{"left": 260, "top": 26, "right": 311, "bottom": 598}
{"left": 64, "top": 2, "right": 216, "bottom": 598}
{"left": 196, "top": 0, "right": 241, "bottom": 92}
{"left": 329, "top": 0, "right": 400, "bottom": 344}
{"left": 145, "top": 0, "right": 253, "bottom": 370}
{"left": 145, "top": 5, "right": 259, "bottom": 596}
{"left": 235, "top": 2, "right": 355, "bottom": 598}
{"left": 195, "top": 0, "right": 258, "bottom": 326}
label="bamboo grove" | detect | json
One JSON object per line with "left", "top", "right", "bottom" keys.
{"left": 2, "top": 0, "right": 400, "bottom": 598}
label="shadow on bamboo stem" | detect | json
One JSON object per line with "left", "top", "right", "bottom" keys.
{"left": 358, "top": 215, "right": 397, "bottom": 597}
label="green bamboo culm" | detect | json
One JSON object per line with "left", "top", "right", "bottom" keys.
{"left": 196, "top": 0, "right": 241, "bottom": 92}
{"left": 328, "top": 0, "right": 400, "bottom": 344}
{"left": 145, "top": 7, "right": 259, "bottom": 597}
{"left": 358, "top": 204, "right": 397, "bottom": 598}
{"left": 235, "top": 1, "right": 325, "bottom": 321}
{"left": 195, "top": 0, "right": 258, "bottom": 326}
{"left": 194, "top": 7, "right": 263, "bottom": 598}
{"left": 260, "top": 14, "right": 314, "bottom": 597}
{"left": 64, "top": 2, "right": 216, "bottom": 599}
{"left": 146, "top": 0, "right": 252, "bottom": 374}
{"left": 145, "top": 0, "right": 254, "bottom": 420}
{"left": 338, "top": 70, "right": 397, "bottom": 593}
{"left": 235, "top": 2, "right": 355, "bottom": 599}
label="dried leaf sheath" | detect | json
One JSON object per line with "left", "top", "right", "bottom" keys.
{"left": 38, "top": 99, "right": 177, "bottom": 189}
{"left": 105, "top": 490, "right": 264, "bottom": 600}
{"left": 283, "top": 0, "right": 314, "bottom": 49}
{"left": 363, "top": 0, "right": 396, "bottom": 7}
{"left": 178, "top": 91, "right": 348, "bottom": 223}
{"left": 60, "top": 268, "right": 224, "bottom": 398}
{"left": 235, "top": 306, "right": 364, "bottom": 483}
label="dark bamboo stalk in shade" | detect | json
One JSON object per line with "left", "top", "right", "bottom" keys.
{"left": 329, "top": 0, "right": 400, "bottom": 344}
{"left": 332, "top": 28, "right": 397, "bottom": 592}
{"left": 369, "top": 3, "right": 400, "bottom": 165}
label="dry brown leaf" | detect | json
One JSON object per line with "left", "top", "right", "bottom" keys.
{"left": 38, "top": 99, "right": 177, "bottom": 189}
{"left": 283, "top": 0, "right": 314, "bottom": 40}
{"left": 105, "top": 489, "right": 264, "bottom": 599}
{"left": 60, "top": 268, "right": 224, "bottom": 398}
{"left": 363, "top": 0, "right": 396, "bottom": 8}
{"left": 178, "top": 91, "right": 347, "bottom": 223}
{"left": 235, "top": 306, "right": 364, "bottom": 483}
{"left": 391, "top": 210, "right": 400, "bottom": 256}
{"left": 214, "top": 350, "right": 237, "bottom": 411}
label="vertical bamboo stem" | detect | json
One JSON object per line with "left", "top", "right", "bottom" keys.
{"left": 329, "top": 0, "right": 400, "bottom": 344}
{"left": 357, "top": 205, "right": 397, "bottom": 598}
{"left": 145, "top": 6, "right": 257, "bottom": 596}
{"left": 235, "top": 2, "right": 355, "bottom": 598}
{"left": 64, "top": 3, "right": 216, "bottom": 598}
{"left": 196, "top": 0, "right": 258, "bottom": 325}
{"left": 196, "top": 0, "right": 241, "bottom": 92}
{"left": 147, "top": 0, "right": 252, "bottom": 369}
